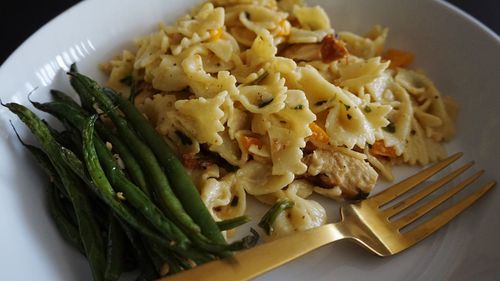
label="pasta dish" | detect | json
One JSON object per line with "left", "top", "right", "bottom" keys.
{"left": 101, "top": 0, "right": 457, "bottom": 239}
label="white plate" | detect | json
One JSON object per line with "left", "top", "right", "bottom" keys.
{"left": 0, "top": 0, "right": 499, "bottom": 280}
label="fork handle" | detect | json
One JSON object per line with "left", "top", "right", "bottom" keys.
{"left": 163, "top": 222, "right": 348, "bottom": 281}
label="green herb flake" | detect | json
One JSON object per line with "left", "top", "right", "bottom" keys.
{"left": 364, "top": 106, "right": 372, "bottom": 113}
{"left": 347, "top": 114, "right": 352, "bottom": 120}
{"left": 294, "top": 104, "right": 304, "bottom": 110}
{"left": 344, "top": 104, "right": 351, "bottom": 111}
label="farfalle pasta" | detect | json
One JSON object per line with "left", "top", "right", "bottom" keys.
{"left": 102, "top": 0, "right": 457, "bottom": 239}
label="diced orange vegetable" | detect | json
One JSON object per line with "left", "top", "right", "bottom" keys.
{"left": 208, "top": 28, "right": 224, "bottom": 42}
{"left": 309, "top": 122, "right": 329, "bottom": 144}
{"left": 383, "top": 49, "right": 415, "bottom": 69}
{"left": 240, "top": 135, "right": 262, "bottom": 150}
{"left": 370, "top": 140, "right": 397, "bottom": 158}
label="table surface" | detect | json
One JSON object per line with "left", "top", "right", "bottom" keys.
{"left": 0, "top": 0, "right": 499, "bottom": 65}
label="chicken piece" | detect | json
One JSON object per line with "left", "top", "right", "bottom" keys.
{"left": 303, "top": 149, "right": 378, "bottom": 200}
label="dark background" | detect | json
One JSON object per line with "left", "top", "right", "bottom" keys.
{"left": 0, "top": 0, "right": 498, "bottom": 65}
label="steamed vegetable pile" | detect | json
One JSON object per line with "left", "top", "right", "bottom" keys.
{"left": 3, "top": 64, "right": 257, "bottom": 281}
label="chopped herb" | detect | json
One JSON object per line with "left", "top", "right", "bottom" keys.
{"left": 382, "top": 122, "right": 396, "bottom": 133}
{"left": 410, "top": 129, "right": 416, "bottom": 135}
{"left": 250, "top": 71, "right": 269, "bottom": 85}
{"left": 175, "top": 130, "right": 193, "bottom": 145}
{"left": 230, "top": 196, "right": 239, "bottom": 207}
{"left": 344, "top": 104, "right": 351, "bottom": 111}
{"left": 353, "top": 191, "right": 370, "bottom": 200}
{"left": 347, "top": 114, "right": 352, "bottom": 120}
{"left": 315, "top": 100, "right": 327, "bottom": 106}
{"left": 258, "top": 199, "right": 294, "bottom": 235}
{"left": 258, "top": 98, "right": 274, "bottom": 108}
{"left": 364, "top": 106, "right": 372, "bottom": 113}
{"left": 244, "top": 11, "right": 251, "bottom": 20}
{"left": 294, "top": 104, "right": 304, "bottom": 110}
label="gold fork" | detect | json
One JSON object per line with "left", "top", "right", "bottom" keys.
{"left": 164, "top": 152, "right": 496, "bottom": 281}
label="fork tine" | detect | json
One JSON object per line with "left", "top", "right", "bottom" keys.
{"left": 382, "top": 162, "right": 474, "bottom": 218}
{"left": 402, "top": 180, "right": 495, "bottom": 245}
{"left": 392, "top": 170, "right": 485, "bottom": 230}
{"left": 371, "top": 152, "right": 463, "bottom": 206}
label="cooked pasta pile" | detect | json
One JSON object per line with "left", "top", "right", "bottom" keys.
{"left": 102, "top": 0, "right": 457, "bottom": 239}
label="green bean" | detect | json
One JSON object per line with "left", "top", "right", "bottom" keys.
{"left": 11, "top": 124, "right": 68, "bottom": 197}
{"left": 12, "top": 130, "right": 82, "bottom": 244}
{"left": 47, "top": 185, "right": 85, "bottom": 255}
{"left": 119, "top": 220, "right": 158, "bottom": 281}
{"left": 104, "top": 216, "right": 126, "bottom": 281}
{"left": 54, "top": 180, "right": 79, "bottom": 226}
{"left": 258, "top": 199, "right": 294, "bottom": 235}
{"left": 31, "top": 100, "right": 149, "bottom": 196}
{"left": 81, "top": 115, "right": 194, "bottom": 251}
{"left": 10, "top": 104, "right": 204, "bottom": 260}
{"left": 97, "top": 128, "right": 149, "bottom": 197}
{"left": 60, "top": 142, "right": 211, "bottom": 263}
{"left": 217, "top": 215, "right": 251, "bottom": 231}
{"left": 4, "top": 102, "right": 106, "bottom": 281}
{"left": 144, "top": 241, "right": 182, "bottom": 276}
{"left": 69, "top": 63, "right": 96, "bottom": 113}
{"left": 37, "top": 103, "right": 190, "bottom": 248}
{"left": 143, "top": 242, "right": 165, "bottom": 274}
{"left": 69, "top": 73, "right": 202, "bottom": 238}
{"left": 90, "top": 122, "right": 190, "bottom": 248}
{"left": 50, "top": 89, "right": 80, "bottom": 108}
{"left": 105, "top": 88, "right": 228, "bottom": 249}
{"left": 63, "top": 147, "right": 206, "bottom": 261}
